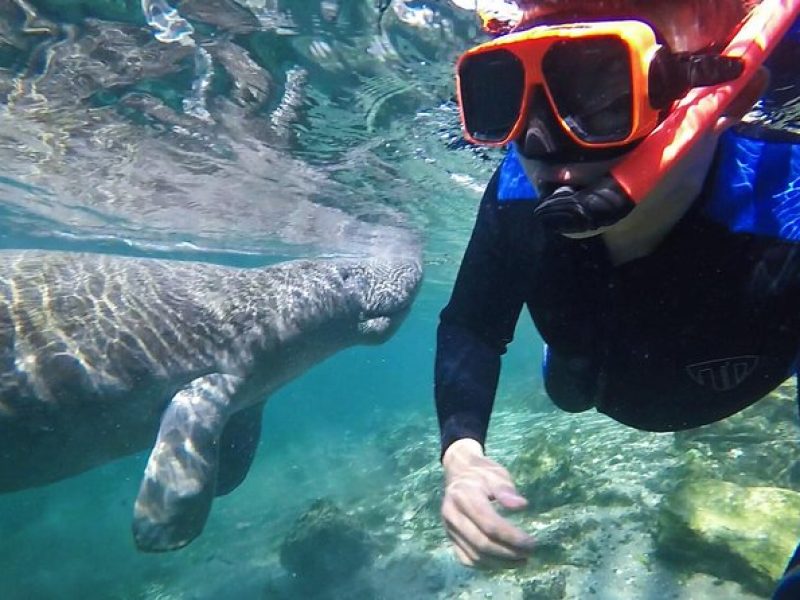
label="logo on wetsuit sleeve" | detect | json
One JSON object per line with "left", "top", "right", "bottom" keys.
{"left": 685, "top": 356, "right": 760, "bottom": 392}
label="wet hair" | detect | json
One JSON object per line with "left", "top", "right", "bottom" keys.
{"left": 514, "top": 0, "right": 750, "bottom": 22}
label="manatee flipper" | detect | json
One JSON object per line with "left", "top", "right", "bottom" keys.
{"left": 132, "top": 373, "right": 244, "bottom": 552}
{"left": 215, "top": 403, "right": 264, "bottom": 497}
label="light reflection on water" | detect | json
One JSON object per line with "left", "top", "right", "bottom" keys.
{"left": 3, "top": 1, "right": 795, "bottom": 280}
{"left": 0, "top": 0, "right": 495, "bottom": 281}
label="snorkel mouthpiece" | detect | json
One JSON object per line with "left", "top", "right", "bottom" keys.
{"left": 533, "top": 178, "right": 634, "bottom": 233}
{"left": 532, "top": 0, "right": 800, "bottom": 235}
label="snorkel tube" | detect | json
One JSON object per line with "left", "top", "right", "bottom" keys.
{"left": 616, "top": 0, "right": 800, "bottom": 202}
{"left": 533, "top": 0, "right": 800, "bottom": 233}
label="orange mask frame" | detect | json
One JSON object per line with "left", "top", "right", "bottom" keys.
{"left": 456, "top": 20, "right": 663, "bottom": 149}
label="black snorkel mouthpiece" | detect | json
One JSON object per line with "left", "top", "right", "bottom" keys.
{"left": 533, "top": 177, "right": 634, "bottom": 234}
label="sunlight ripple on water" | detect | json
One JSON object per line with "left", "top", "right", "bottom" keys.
{"left": 141, "top": 0, "right": 195, "bottom": 45}
{"left": 1, "top": 1, "right": 798, "bottom": 275}
{"left": 0, "top": 0, "right": 490, "bottom": 275}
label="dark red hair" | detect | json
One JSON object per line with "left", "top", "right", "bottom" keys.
{"left": 512, "top": 0, "right": 753, "bottom": 51}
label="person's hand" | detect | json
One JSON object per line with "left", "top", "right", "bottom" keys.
{"left": 441, "top": 438, "right": 535, "bottom": 568}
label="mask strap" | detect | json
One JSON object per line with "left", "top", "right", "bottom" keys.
{"left": 649, "top": 51, "right": 745, "bottom": 109}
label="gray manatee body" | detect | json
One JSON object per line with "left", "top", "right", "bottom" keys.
{"left": 0, "top": 250, "right": 421, "bottom": 551}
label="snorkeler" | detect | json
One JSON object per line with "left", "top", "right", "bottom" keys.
{"left": 434, "top": 0, "right": 800, "bottom": 596}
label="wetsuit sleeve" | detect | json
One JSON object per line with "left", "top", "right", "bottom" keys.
{"left": 435, "top": 168, "right": 529, "bottom": 457}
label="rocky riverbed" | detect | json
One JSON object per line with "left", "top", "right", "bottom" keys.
{"left": 261, "top": 380, "right": 800, "bottom": 599}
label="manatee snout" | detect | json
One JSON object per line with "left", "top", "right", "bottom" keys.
{"left": 347, "top": 258, "right": 422, "bottom": 314}
{"left": 340, "top": 257, "right": 422, "bottom": 341}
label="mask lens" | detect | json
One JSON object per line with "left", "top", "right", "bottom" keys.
{"left": 458, "top": 49, "right": 525, "bottom": 143}
{"left": 542, "top": 36, "right": 634, "bottom": 143}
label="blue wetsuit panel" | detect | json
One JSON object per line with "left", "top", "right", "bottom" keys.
{"left": 497, "top": 146, "right": 538, "bottom": 202}
{"left": 705, "top": 131, "right": 800, "bottom": 240}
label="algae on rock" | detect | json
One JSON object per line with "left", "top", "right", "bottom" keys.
{"left": 657, "top": 479, "right": 800, "bottom": 596}
{"left": 510, "top": 434, "right": 586, "bottom": 512}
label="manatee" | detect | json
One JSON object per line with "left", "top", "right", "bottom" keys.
{"left": 0, "top": 250, "right": 421, "bottom": 552}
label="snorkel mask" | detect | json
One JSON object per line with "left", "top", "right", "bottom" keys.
{"left": 457, "top": 19, "right": 743, "bottom": 161}
{"left": 456, "top": 0, "right": 800, "bottom": 233}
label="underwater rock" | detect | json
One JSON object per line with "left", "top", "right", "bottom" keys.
{"left": 356, "top": 416, "right": 443, "bottom": 547}
{"left": 208, "top": 40, "right": 272, "bottom": 108}
{"left": 279, "top": 498, "right": 376, "bottom": 588}
{"left": 269, "top": 546, "right": 448, "bottom": 600}
{"left": 23, "top": 0, "right": 144, "bottom": 25}
{"left": 372, "top": 418, "right": 439, "bottom": 477}
{"left": 510, "top": 434, "right": 586, "bottom": 512}
{"left": 527, "top": 512, "right": 603, "bottom": 568}
{"left": 521, "top": 569, "right": 567, "bottom": 600}
{"left": 657, "top": 478, "right": 800, "bottom": 595}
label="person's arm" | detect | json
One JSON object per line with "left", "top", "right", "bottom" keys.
{"left": 435, "top": 167, "right": 536, "bottom": 567}
{"left": 436, "top": 167, "right": 526, "bottom": 454}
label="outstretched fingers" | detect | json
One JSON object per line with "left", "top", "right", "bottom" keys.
{"left": 444, "top": 510, "right": 532, "bottom": 567}
{"left": 442, "top": 478, "right": 534, "bottom": 567}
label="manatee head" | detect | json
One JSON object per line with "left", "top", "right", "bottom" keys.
{"left": 336, "top": 257, "right": 422, "bottom": 343}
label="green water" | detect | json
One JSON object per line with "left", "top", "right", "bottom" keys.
{"left": 0, "top": 1, "right": 798, "bottom": 599}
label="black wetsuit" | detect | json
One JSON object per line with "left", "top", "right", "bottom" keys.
{"left": 435, "top": 139, "right": 800, "bottom": 456}
{"left": 435, "top": 22, "right": 800, "bottom": 598}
